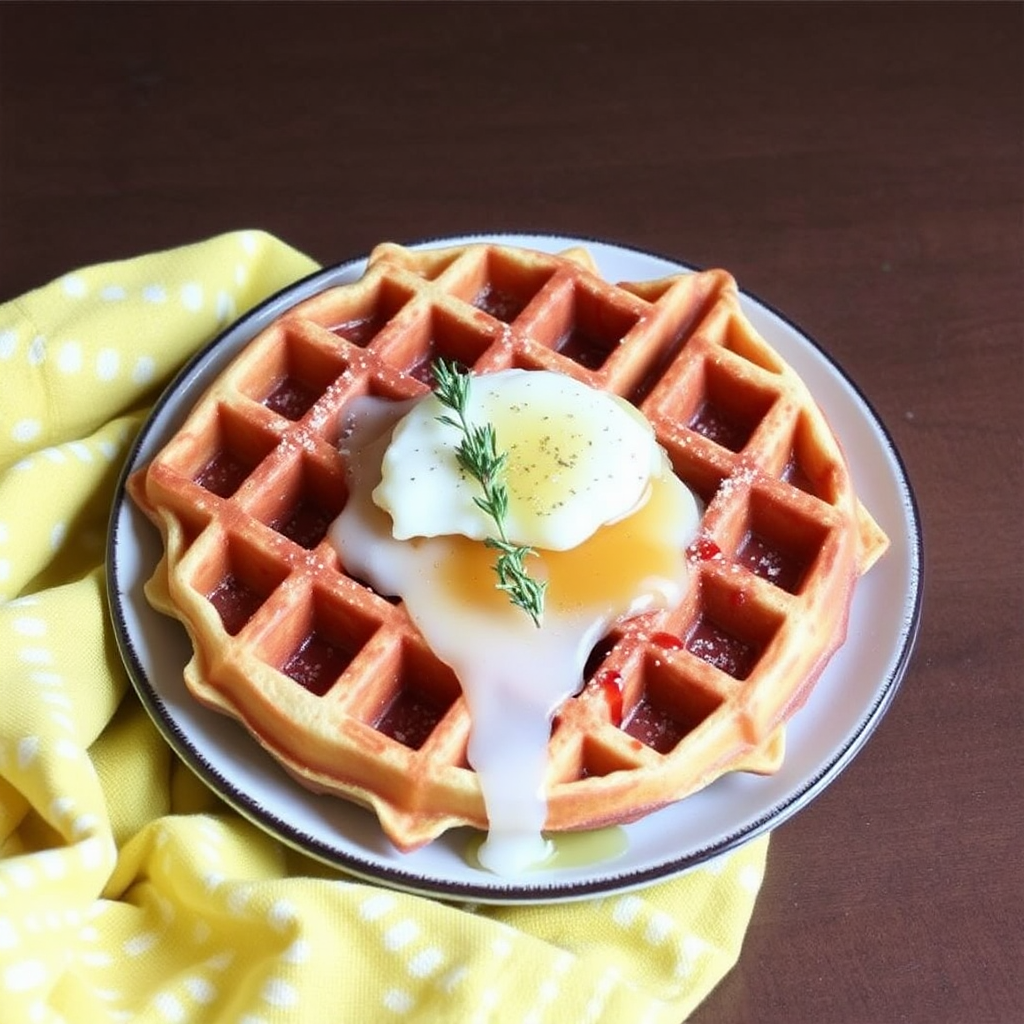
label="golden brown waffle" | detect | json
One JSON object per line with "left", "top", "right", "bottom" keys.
{"left": 128, "top": 241, "right": 889, "bottom": 852}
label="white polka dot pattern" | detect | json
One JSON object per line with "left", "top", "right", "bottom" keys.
{"left": 0, "top": 231, "right": 768, "bottom": 1024}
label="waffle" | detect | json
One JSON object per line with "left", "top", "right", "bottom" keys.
{"left": 128, "top": 241, "right": 889, "bottom": 854}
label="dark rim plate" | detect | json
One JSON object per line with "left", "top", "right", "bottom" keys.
{"left": 107, "top": 233, "right": 922, "bottom": 904}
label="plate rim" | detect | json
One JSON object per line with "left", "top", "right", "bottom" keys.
{"left": 106, "top": 232, "right": 923, "bottom": 904}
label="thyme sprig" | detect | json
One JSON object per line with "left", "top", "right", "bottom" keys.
{"left": 431, "top": 358, "right": 546, "bottom": 627}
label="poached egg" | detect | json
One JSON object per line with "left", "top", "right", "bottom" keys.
{"left": 330, "top": 368, "right": 701, "bottom": 874}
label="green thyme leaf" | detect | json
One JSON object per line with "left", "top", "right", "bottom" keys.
{"left": 432, "top": 358, "right": 546, "bottom": 626}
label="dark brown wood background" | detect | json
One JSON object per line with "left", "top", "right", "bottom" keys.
{"left": 2, "top": 3, "right": 1021, "bottom": 1021}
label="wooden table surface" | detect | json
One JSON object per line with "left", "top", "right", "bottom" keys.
{"left": 2, "top": 3, "right": 1021, "bottom": 1021}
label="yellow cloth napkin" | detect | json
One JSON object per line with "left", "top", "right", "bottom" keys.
{"left": 0, "top": 232, "right": 769, "bottom": 1024}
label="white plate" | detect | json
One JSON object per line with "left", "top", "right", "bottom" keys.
{"left": 107, "top": 233, "right": 922, "bottom": 904}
